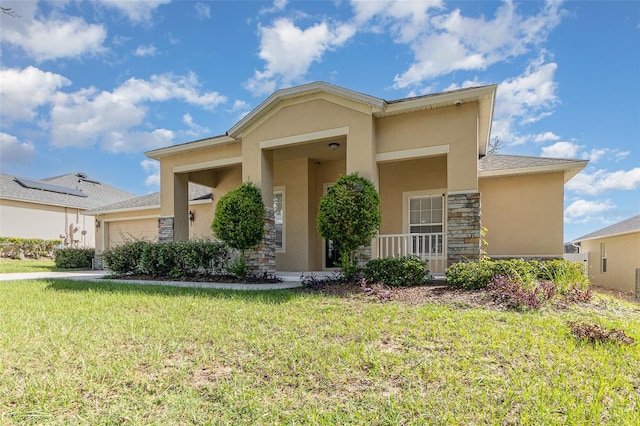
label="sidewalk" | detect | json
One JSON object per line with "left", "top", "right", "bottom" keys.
{"left": 0, "top": 270, "right": 303, "bottom": 290}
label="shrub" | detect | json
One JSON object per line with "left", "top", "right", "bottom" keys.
{"left": 445, "top": 260, "right": 496, "bottom": 289}
{"left": 487, "top": 275, "right": 556, "bottom": 310}
{"left": 536, "top": 259, "right": 589, "bottom": 294}
{"left": 0, "top": 237, "right": 61, "bottom": 259}
{"left": 103, "top": 240, "right": 229, "bottom": 278}
{"left": 317, "top": 173, "right": 381, "bottom": 277}
{"left": 102, "top": 241, "right": 149, "bottom": 275}
{"left": 212, "top": 182, "right": 265, "bottom": 254}
{"left": 54, "top": 248, "right": 95, "bottom": 269}
{"left": 446, "top": 259, "right": 590, "bottom": 292}
{"left": 364, "top": 256, "right": 432, "bottom": 287}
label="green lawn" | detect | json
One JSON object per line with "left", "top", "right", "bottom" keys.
{"left": 1, "top": 279, "right": 638, "bottom": 425}
{"left": 0, "top": 258, "right": 58, "bottom": 273}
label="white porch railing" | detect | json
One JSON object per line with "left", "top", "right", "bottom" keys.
{"left": 377, "top": 233, "right": 446, "bottom": 274}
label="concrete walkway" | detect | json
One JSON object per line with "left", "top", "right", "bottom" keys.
{"left": 0, "top": 270, "right": 304, "bottom": 290}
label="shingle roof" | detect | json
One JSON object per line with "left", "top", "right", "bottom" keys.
{"left": 478, "top": 154, "right": 586, "bottom": 172}
{"left": 573, "top": 215, "right": 640, "bottom": 242}
{"left": 85, "top": 182, "right": 212, "bottom": 214}
{"left": 0, "top": 173, "right": 136, "bottom": 209}
{"left": 478, "top": 154, "right": 588, "bottom": 181}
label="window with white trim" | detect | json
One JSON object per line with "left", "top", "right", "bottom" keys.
{"left": 408, "top": 195, "right": 444, "bottom": 234}
{"left": 274, "top": 189, "right": 284, "bottom": 252}
{"left": 601, "top": 243, "right": 607, "bottom": 273}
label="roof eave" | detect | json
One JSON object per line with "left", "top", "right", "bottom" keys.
{"left": 145, "top": 135, "right": 237, "bottom": 160}
{"left": 228, "top": 82, "right": 385, "bottom": 138}
{"left": 573, "top": 229, "right": 640, "bottom": 243}
{"left": 478, "top": 160, "right": 589, "bottom": 181}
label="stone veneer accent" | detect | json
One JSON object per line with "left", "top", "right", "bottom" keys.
{"left": 158, "top": 217, "right": 174, "bottom": 242}
{"left": 447, "top": 192, "right": 481, "bottom": 266}
{"left": 245, "top": 207, "right": 276, "bottom": 276}
{"left": 354, "top": 244, "right": 373, "bottom": 269}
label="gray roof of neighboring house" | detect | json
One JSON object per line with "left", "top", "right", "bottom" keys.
{"left": 85, "top": 182, "right": 212, "bottom": 215}
{"left": 0, "top": 172, "right": 136, "bottom": 210}
{"left": 573, "top": 215, "right": 640, "bottom": 242}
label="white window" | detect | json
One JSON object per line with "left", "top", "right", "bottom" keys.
{"left": 601, "top": 243, "right": 607, "bottom": 273}
{"left": 274, "top": 189, "right": 284, "bottom": 252}
{"left": 408, "top": 195, "right": 444, "bottom": 234}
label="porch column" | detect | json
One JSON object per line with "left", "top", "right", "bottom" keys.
{"left": 242, "top": 144, "right": 276, "bottom": 275}
{"left": 447, "top": 192, "right": 481, "bottom": 265}
{"left": 173, "top": 172, "right": 189, "bottom": 242}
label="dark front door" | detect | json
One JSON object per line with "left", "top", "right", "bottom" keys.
{"left": 325, "top": 239, "right": 340, "bottom": 268}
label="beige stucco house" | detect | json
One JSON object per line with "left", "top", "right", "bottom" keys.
{"left": 89, "top": 82, "right": 587, "bottom": 273}
{"left": 573, "top": 215, "right": 640, "bottom": 296}
{"left": 0, "top": 172, "right": 135, "bottom": 248}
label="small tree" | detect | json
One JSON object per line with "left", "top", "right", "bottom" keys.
{"left": 317, "top": 173, "right": 381, "bottom": 277}
{"left": 211, "top": 181, "right": 266, "bottom": 276}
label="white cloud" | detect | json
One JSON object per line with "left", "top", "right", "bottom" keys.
{"left": 567, "top": 168, "right": 640, "bottom": 196}
{"left": 541, "top": 141, "right": 583, "bottom": 159}
{"left": 489, "top": 56, "right": 559, "bottom": 145}
{"left": 95, "top": 0, "right": 171, "bottom": 23}
{"left": 534, "top": 131, "right": 560, "bottom": 143}
{"left": 194, "top": 2, "right": 211, "bottom": 19}
{"left": 1, "top": 15, "right": 106, "bottom": 61}
{"left": 564, "top": 199, "right": 615, "bottom": 224}
{"left": 380, "top": 0, "right": 565, "bottom": 89}
{"left": 260, "top": 0, "right": 289, "bottom": 15}
{"left": 0, "top": 132, "right": 36, "bottom": 168}
{"left": 0, "top": 66, "right": 71, "bottom": 122}
{"left": 50, "top": 72, "right": 226, "bottom": 152}
{"left": 245, "top": 18, "right": 356, "bottom": 95}
{"left": 182, "top": 113, "right": 210, "bottom": 138}
{"left": 134, "top": 44, "right": 159, "bottom": 57}
{"left": 140, "top": 159, "right": 160, "bottom": 187}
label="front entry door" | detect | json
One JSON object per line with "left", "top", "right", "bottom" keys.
{"left": 325, "top": 239, "right": 340, "bottom": 268}
{"left": 322, "top": 182, "right": 340, "bottom": 269}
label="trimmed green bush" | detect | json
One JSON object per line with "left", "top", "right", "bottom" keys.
{"left": 102, "top": 241, "right": 149, "bottom": 275}
{"left": 103, "top": 240, "right": 229, "bottom": 279}
{"left": 211, "top": 181, "right": 265, "bottom": 253}
{"left": 53, "top": 248, "right": 95, "bottom": 269}
{"left": 0, "top": 237, "right": 61, "bottom": 259}
{"left": 317, "top": 173, "right": 381, "bottom": 276}
{"left": 364, "top": 256, "right": 432, "bottom": 287}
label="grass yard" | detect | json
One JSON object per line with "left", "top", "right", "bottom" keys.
{"left": 0, "top": 258, "right": 58, "bottom": 274}
{"left": 1, "top": 279, "right": 638, "bottom": 425}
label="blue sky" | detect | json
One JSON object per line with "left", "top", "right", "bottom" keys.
{"left": 0, "top": 0, "right": 638, "bottom": 241}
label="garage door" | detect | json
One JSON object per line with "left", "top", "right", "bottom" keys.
{"left": 107, "top": 219, "right": 157, "bottom": 248}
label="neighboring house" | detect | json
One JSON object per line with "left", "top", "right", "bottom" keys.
{"left": 91, "top": 82, "right": 588, "bottom": 273}
{"left": 85, "top": 183, "right": 214, "bottom": 248}
{"left": 572, "top": 215, "right": 640, "bottom": 296}
{"left": 0, "top": 172, "right": 135, "bottom": 248}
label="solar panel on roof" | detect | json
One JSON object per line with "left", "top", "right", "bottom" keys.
{"left": 14, "top": 177, "right": 88, "bottom": 198}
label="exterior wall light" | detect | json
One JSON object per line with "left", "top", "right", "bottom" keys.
{"left": 328, "top": 142, "right": 340, "bottom": 150}
{"left": 189, "top": 210, "right": 195, "bottom": 223}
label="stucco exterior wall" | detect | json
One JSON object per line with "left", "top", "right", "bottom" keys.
{"left": 581, "top": 233, "right": 640, "bottom": 294}
{"left": 376, "top": 104, "right": 479, "bottom": 192}
{"left": 274, "top": 158, "right": 311, "bottom": 271}
{"left": 95, "top": 201, "right": 216, "bottom": 250}
{"left": 0, "top": 199, "right": 94, "bottom": 247}
{"left": 479, "top": 172, "right": 565, "bottom": 257}
{"left": 378, "top": 156, "right": 447, "bottom": 235}
{"left": 241, "top": 96, "right": 376, "bottom": 201}
{"left": 159, "top": 142, "right": 241, "bottom": 216}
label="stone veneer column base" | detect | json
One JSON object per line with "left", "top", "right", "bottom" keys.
{"left": 245, "top": 207, "right": 276, "bottom": 276}
{"left": 158, "top": 217, "right": 174, "bottom": 242}
{"left": 447, "top": 192, "right": 481, "bottom": 266}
